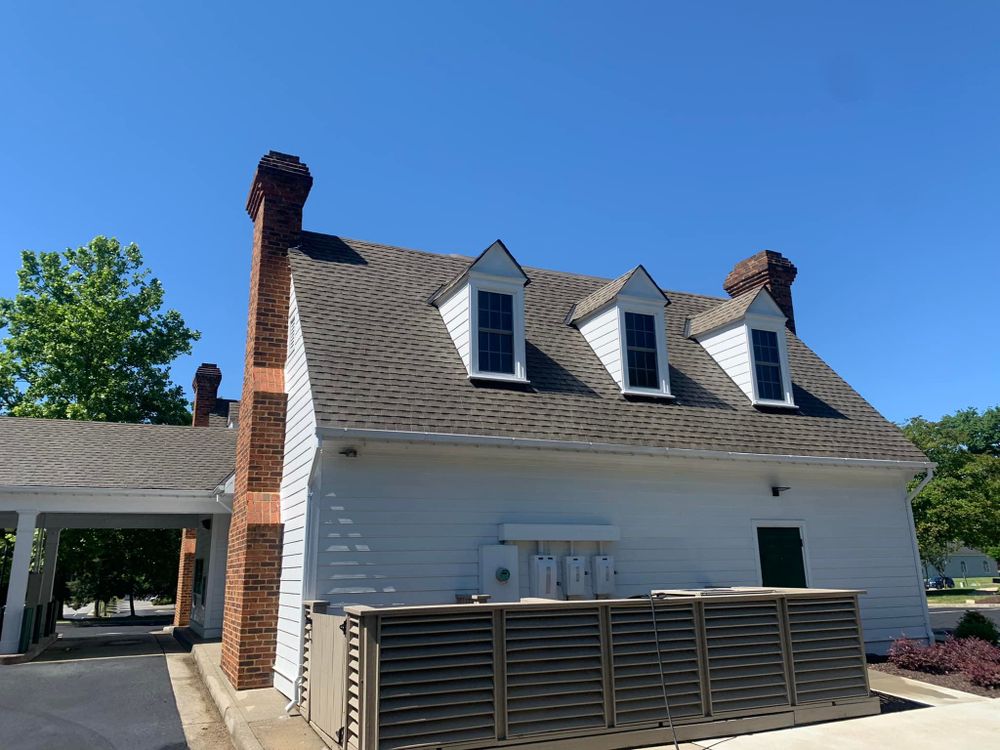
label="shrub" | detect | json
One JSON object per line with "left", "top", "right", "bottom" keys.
{"left": 965, "top": 660, "right": 1000, "bottom": 688}
{"left": 954, "top": 611, "right": 999, "bottom": 645}
{"left": 941, "top": 636, "right": 1000, "bottom": 669}
{"left": 887, "top": 638, "right": 955, "bottom": 674}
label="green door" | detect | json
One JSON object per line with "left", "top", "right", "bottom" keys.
{"left": 756, "top": 526, "right": 807, "bottom": 588}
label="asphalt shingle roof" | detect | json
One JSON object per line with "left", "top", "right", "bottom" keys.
{"left": 686, "top": 287, "right": 763, "bottom": 338}
{"left": 566, "top": 266, "right": 668, "bottom": 324}
{"left": 289, "top": 233, "right": 927, "bottom": 464}
{"left": 0, "top": 417, "right": 237, "bottom": 490}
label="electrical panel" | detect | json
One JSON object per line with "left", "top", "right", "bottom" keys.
{"left": 530, "top": 555, "right": 559, "bottom": 598}
{"left": 479, "top": 545, "right": 520, "bottom": 602}
{"left": 592, "top": 555, "right": 615, "bottom": 596}
{"left": 563, "top": 555, "right": 588, "bottom": 598}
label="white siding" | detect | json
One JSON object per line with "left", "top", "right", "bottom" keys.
{"left": 437, "top": 283, "right": 471, "bottom": 369}
{"left": 578, "top": 306, "right": 623, "bottom": 388}
{"left": 309, "top": 443, "right": 929, "bottom": 653}
{"left": 274, "top": 282, "right": 318, "bottom": 698}
{"left": 697, "top": 322, "right": 753, "bottom": 400}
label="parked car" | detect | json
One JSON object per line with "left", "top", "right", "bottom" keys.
{"left": 926, "top": 576, "right": 956, "bottom": 590}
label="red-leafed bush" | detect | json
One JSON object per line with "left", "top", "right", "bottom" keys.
{"left": 964, "top": 659, "right": 1000, "bottom": 688}
{"left": 887, "top": 638, "right": 955, "bottom": 674}
{"left": 941, "top": 636, "right": 1000, "bottom": 670}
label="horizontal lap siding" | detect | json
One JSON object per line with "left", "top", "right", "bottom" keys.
{"left": 698, "top": 323, "right": 752, "bottom": 400}
{"left": 310, "top": 445, "right": 928, "bottom": 653}
{"left": 275, "top": 284, "right": 318, "bottom": 698}
{"left": 438, "top": 283, "right": 471, "bottom": 369}
{"left": 578, "top": 307, "right": 623, "bottom": 388}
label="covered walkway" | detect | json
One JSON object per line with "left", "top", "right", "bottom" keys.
{"left": 0, "top": 417, "right": 236, "bottom": 656}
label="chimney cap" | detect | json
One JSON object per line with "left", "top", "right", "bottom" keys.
{"left": 246, "top": 151, "right": 313, "bottom": 219}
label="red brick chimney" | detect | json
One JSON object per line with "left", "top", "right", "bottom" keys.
{"left": 221, "top": 151, "right": 312, "bottom": 690}
{"left": 723, "top": 250, "right": 799, "bottom": 333}
{"left": 174, "top": 362, "right": 224, "bottom": 628}
{"left": 191, "top": 363, "right": 223, "bottom": 427}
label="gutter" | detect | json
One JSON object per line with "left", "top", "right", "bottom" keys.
{"left": 316, "top": 426, "right": 934, "bottom": 472}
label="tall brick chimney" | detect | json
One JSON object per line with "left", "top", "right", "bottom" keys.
{"left": 723, "top": 250, "right": 799, "bottom": 333}
{"left": 174, "top": 362, "right": 224, "bottom": 628}
{"left": 221, "top": 152, "right": 312, "bottom": 690}
{"left": 191, "top": 363, "right": 223, "bottom": 427}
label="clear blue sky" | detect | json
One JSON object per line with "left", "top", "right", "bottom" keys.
{"left": 1, "top": 2, "right": 997, "bottom": 423}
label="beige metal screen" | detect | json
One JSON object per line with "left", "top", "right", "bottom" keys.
{"left": 304, "top": 588, "right": 876, "bottom": 750}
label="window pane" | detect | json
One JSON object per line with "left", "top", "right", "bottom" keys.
{"left": 624, "top": 312, "right": 658, "bottom": 389}
{"left": 751, "top": 329, "right": 784, "bottom": 400}
{"left": 478, "top": 326, "right": 514, "bottom": 374}
{"left": 478, "top": 290, "right": 513, "bottom": 334}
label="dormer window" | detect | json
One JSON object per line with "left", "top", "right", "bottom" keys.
{"left": 431, "top": 240, "right": 530, "bottom": 384}
{"left": 477, "top": 290, "right": 514, "bottom": 374}
{"left": 624, "top": 312, "right": 659, "bottom": 389}
{"left": 687, "top": 287, "right": 797, "bottom": 409}
{"left": 751, "top": 329, "right": 784, "bottom": 401}
{"left": 568, "top": 266, "right": 673, "bottom": 399}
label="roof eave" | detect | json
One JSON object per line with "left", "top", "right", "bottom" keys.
{"left": 317, "top": 426, "right": 934, "bottom": 472}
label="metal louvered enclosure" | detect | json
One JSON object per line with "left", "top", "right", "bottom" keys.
{"left": 303, "top": 588, "right": 878, "bottom": 750}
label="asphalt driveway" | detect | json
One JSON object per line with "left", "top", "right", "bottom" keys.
{"left": 0, "top": 623, "right": 232, "bottom": 750}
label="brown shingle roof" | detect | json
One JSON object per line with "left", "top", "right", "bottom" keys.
{"left": 566, "top": 265, "right": 668, "bottom": 325}
{"left": 686, "top": 287, "right": 765, "bottom": 338}
{"left": 0, "top": 417, "right": 237, "bottom": 490}
{"left": 289, "top": 233, "right": 927, "bottom": 463}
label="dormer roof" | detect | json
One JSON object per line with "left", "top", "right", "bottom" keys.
{"left": 566, "top": 265, "right": 669, "bottom": 325}
{"left": 429, "top": 239, "right": 528, "bottom": 306}
{"left": 685, "top": 287, "right": 783, "bottom": 339}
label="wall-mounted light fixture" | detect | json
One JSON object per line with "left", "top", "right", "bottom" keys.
{"left": 339, "top": 447, "right": 358, "bottom": 458}
{"left": 771, "top": 486, "right": 791, "bottom": 497}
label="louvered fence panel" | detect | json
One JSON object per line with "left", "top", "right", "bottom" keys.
{"left": 376, "top": 613, "right": 496, "bottom": 750}
{"left": 787, "top": 597, "right": 869, "bottom": 703}
{"left": 704, "top": 601, "right": 789, "bottom": 713}
{"left": 504, "top": 608, "right": 606, "bottom": 737}
{"left": 609, "top": 603, "right": 704, "bottom": 724}
{"left": 345, "top": 615, "right": 362, "bottom": 750}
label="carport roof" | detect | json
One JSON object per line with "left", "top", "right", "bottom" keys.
{"left": 0, "top": 417, "right": 237, "bottom": 491}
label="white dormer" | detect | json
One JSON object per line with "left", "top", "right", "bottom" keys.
{"left": 431, "top": 240, "right": 530, "bottom": 383}
{"left": 687, "top": 287, "right": 797, "bottom": 409}
{"left": 568, "top": 266, "right": 673, "bottom": 399}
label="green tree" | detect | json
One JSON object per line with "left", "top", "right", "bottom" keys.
{"left": 0, "top": 236, "right": 199, "bottom": 424}
{"left": 56, "top": 529, "right": 181, "bottom": 616}
{"left": 903, "top": 407, "right": 1000, "bottom": 570}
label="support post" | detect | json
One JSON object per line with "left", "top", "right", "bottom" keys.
{"left": 174, "top": 528, "right": 198, "bottom": 627}
{"left": 0, "top": 511, "right": 39, "bottom": 654}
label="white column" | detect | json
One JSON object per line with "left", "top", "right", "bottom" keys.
{"left": 1, "top": 511, "right": 40, "bottom": 654}
{"left": 201, "top": 514, "right": 231, "bottom": 637}
{"left": 39, "top": 529, "right": 61, "bottom": 604}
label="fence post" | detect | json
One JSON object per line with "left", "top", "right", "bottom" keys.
{"left": 302, "top": 600, "right": 330, "bottom": 721}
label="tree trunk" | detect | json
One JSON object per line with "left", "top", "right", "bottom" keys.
{"left": 129, "top": 591, "right": 135, "bottom": 617}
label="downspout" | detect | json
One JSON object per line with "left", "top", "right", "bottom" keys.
{"left": 903, "top": 467, "right": 936, "bottom": 643}
{"left": 286, "top": 438, "right": 323, "bottom": 714}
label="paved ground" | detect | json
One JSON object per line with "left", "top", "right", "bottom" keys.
{"left": 0, "top": 624, "right": 233, "bottom": 750}
{"left": 928, "top": 605, "right": 1000, "bottom": 631}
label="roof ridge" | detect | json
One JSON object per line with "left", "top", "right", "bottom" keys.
{"left": 300, "top": 231, "right": 727, "bottom": 302}
{"left": 0, "top": 415, "right": 236, "bottom": 432}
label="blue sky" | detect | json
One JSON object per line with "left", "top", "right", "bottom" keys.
{"left": 1, "top": 2, "right": 997, "bottom": 423}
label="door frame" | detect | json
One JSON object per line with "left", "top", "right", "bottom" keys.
{"left": 750, "top": 519, "right": 812, "bottom": 588}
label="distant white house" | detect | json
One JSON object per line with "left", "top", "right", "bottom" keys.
{"left": 925, "top": 547, "right": 998, "bottom": 580}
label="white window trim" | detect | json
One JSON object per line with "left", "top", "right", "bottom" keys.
{"left": 468, "top": 273, "right": 529, "bottom": 384}
{"left": 617, "top": 297, "right": 673, "bottom": 399}
{"left": 750, "top": 519, "right": 812, "bottom": 588}
{"left": 744, "top": 315, "right": 796, "bottom": 409}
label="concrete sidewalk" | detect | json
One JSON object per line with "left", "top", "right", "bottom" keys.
{"left": 186, "top": 637, "right": 325, "bottom": 750}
